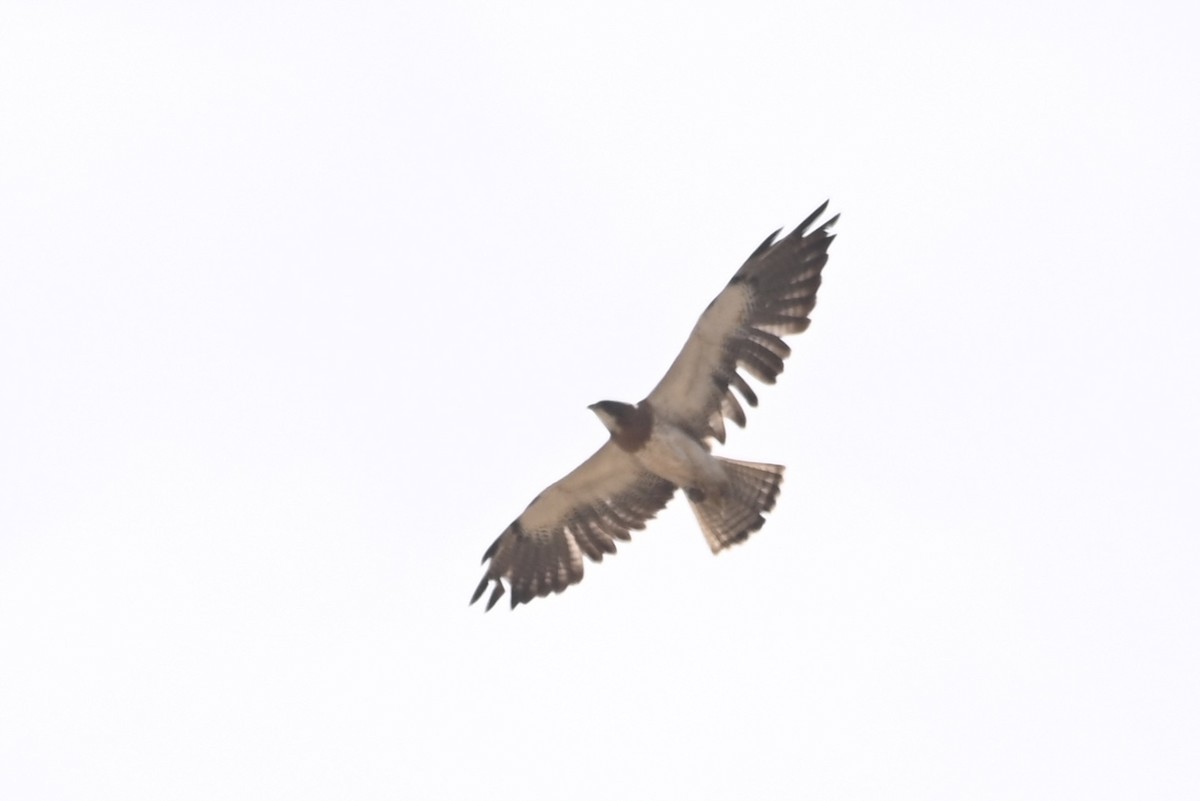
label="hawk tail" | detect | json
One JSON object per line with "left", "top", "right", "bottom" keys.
{"left": 689, "top": 458, "right": 784, "bottom": 553}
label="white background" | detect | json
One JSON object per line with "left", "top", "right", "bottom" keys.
{"left": 3, "top": 2, "right": 1198, "bottom": 798}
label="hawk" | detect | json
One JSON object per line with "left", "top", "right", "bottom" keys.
{"left": 471, "top": 202, "right": 839, "bottom": 610}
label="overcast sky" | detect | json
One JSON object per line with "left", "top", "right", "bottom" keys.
{"left": 2, "top": 2, "right": 1198, "bottom": 799}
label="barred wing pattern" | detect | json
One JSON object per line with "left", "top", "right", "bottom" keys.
{"left": 645, "top": 202, "right": 838, "bottom": 444}
{"left": 471, "top": 442, "right": 677, "bottom": 610}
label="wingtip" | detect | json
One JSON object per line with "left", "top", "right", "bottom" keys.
{"left": 747, "top": 202, "right": 836, "bottom": 263}
{"left": 481, "top": 531, "right": 504, "bottom": 563}
{"left": 469, "top": 574, "right": 510, "bottom": 612}
{"left": 470, "top": 576, "right": 490, "bottom": 606}
{"left": 796, "top": 200, "right": 832, "bottom": 236}
{"left": 745, "top": 227, "right": 784, "bottom": 262}
{"left": 485, "top": 581, "right": 506, "bottom": 611}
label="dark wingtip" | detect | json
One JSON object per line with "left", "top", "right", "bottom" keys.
{"left": 745, "top": 201, "right": 836, "bottom": 264}
{"left": 470, "top": 576, "right": 490, "bottom": 606}
{"left": 484, "top": 581, "right": 505, "bottom": 611}
{"left": 795, "top": 200, "right": 831, "bottom": 237}
{"left": 481, "top": 534, "right": 501, "bottom": 563}
{"left": 745, "top": 227, "right": 784, "bottom": 261}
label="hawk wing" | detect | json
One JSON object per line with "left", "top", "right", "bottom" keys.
{"left": 471, "top": 442, "right": 677, "bottom": 611}
{"left": 644, "top": 202, "right": 838, "bottom": 443}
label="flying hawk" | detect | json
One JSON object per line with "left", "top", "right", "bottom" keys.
{"left": 471, "top": 202, "right": 839, "bottom": 610}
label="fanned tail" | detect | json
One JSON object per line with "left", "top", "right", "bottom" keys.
{"left": 689, "top": 458, "right": 784, "bottom": 553}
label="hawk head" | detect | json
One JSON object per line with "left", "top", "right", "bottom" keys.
{"left": 588, "top": 400, "right": 637, "bottom": 436}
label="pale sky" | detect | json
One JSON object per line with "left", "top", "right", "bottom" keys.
{"left": 2, "top": 2, "right": 1198, "bottom": 799}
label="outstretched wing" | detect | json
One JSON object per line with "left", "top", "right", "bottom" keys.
{"left": 644, "top": 202, "right": 838, "bottom": 444}
{"left": 471, "top": 442, "right": 677, "bottom": 611}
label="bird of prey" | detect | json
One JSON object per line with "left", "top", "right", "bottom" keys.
{"left": 471, "top": 202, "right": 838, "bottom": 610}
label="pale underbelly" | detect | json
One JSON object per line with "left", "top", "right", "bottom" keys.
{"left": 634, "top": 424, "right": 725, "bottom": 492}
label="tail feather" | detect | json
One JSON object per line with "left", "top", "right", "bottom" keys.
{"left": 689, "top": 458, "right": 785, "bottom": 553}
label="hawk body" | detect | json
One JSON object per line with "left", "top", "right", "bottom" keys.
{"left": 471, "top": 202, "right": 838, "bottom": 610}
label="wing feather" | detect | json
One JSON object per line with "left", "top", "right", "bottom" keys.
{"left": 471, "top": 441, "right": 677, "bottom": 610}
{"left": 644, "top": 202, "right": 838, "bottom": 442}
